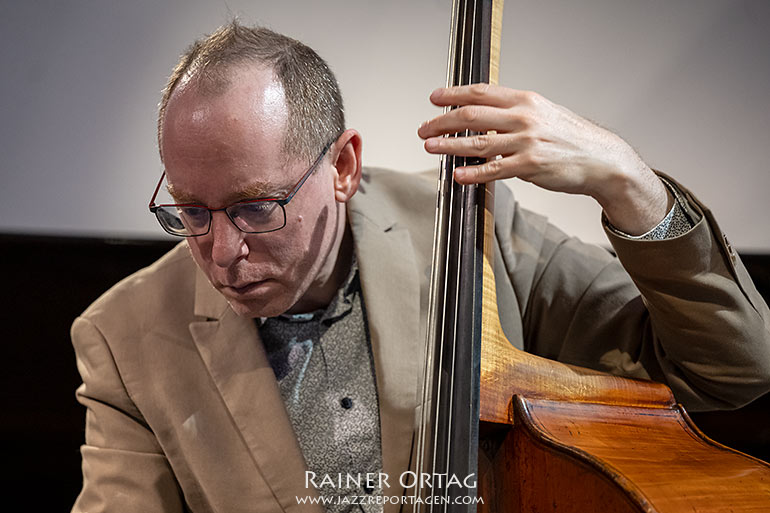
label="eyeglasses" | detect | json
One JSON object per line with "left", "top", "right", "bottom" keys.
{"left": 148, "top": 141, "right": 333, "bottom": 237}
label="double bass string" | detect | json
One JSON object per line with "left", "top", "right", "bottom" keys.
{"left": 429, "top": 0, "right": 461, "bottom": 500}
{"left": 414, "top": 0, "right": 459, "bottom": 507}
{"left": 440, "top": 0, "right": 478, "bottom": 508}
{"left": 416, "top": 0, "right": 485, "bottom": 509}
{"left": 437, "top": 0, "right": 469, "bottom": 503}
{"left": 441, "top": 0, "right": 480, "bottom": 507}
{"left": 420, "top": 0, "right": 458, "bottom": 506}
{"left": 440, "top": 0, "right": 467, "bottom": 494}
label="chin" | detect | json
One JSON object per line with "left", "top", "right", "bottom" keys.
{"left": 226, "top": 296, "right": 293, "bottom": 318}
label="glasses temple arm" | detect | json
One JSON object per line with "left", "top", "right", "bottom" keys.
{"left": 148, "top": 171, "right": 167, "bottom": 209}
{"left": 282, "top": 141, "right": 333, "bottom": 204}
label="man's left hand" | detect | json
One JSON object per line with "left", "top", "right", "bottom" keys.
{"left": 417, "top": 84, "right": 672, "bottom": 236}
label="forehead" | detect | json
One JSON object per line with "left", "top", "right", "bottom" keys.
{"left": 161, "top": 65, "right": 297, "bottom": 206}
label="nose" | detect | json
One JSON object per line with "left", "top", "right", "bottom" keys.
{"left": 209, "top": 211, "right": 248, "bottom": 268}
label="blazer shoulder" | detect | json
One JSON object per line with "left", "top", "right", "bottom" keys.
{"left": 78, "top": 242, "right": 197, "bottom": 332}
{"left": 357, "top": 167, "right": 437, "bottom": 204}
{"left": 350, "top": 167, "right": 437, "bottom": 231}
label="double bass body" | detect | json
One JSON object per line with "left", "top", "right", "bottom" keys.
{"left": 477, "top": 234, "right": 770, "bottom": 511}
{"left": 416, "top": 0, "right": 770, "bottom": 511}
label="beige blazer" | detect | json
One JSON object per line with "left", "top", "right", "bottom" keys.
{"left": 71, "top": 168, "right": 770, "bottom": 512}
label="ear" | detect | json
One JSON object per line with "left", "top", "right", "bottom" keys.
{"left": 330, "top": 128, "right": 362, "bottom": 203}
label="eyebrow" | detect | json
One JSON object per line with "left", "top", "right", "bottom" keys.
{"left": 166, "top": 181, "right": 289, "bottom": 206}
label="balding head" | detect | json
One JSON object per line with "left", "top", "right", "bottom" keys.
{"left": 158, "top": 20, "right": 345, "bottom": 162}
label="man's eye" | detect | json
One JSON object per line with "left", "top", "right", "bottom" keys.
{"left": 236, "top": 202, "right": 274, "bottom": 217}
{"left": 178, "top": 206, "right": 210, "bottom": 227}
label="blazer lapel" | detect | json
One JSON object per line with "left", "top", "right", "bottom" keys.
{"left": 186, "top": 170, "right": 426, "bottom": 511}
{"left": 348, "top": 200, "right": 423, "bottom": 506}
{"left": 189, "top": 269, "right": 321, "bottom": 512}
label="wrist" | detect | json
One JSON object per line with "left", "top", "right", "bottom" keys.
{"left": 596, "top": 164, "right": 673, "bottom": 236}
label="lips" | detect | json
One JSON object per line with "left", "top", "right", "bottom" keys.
{"left": 227, "top": 281, "right": 263, "bottom": 292}
{"left": 220, "top": 279, "right": 274, "bottom": 298}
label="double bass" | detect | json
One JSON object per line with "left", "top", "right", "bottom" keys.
{"left": 413, "top": 0, "right": 770, "bottom": 511}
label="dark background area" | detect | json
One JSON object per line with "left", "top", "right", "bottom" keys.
{"left": 2, "top": 233, "right": 769, "bottom": 510}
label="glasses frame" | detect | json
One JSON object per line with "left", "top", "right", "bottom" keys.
{"left": 148, "top": 140, "right": 333, "bottom": 237}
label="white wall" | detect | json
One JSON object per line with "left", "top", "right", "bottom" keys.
{"left": 1, "top": 0, "right": 768, "bottom": 250}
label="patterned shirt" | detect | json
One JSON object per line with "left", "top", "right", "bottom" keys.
{"left": 258, "top": 259, "right": 383, "bottom": 513}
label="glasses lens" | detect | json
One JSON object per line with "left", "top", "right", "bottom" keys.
{"left": 177, "top": 206, "right": 211, "bottom": 231}
{"left": 155, "top": 205, "right": 210, "bottom": 236}
{"left": 229, "top": 201, "right": 286, "bottom": 233}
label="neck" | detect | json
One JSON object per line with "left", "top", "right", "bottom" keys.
{"left": 287, "top": 204, "right": 353, "bottom": 314}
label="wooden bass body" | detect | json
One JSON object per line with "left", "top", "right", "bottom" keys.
{"left": 419, "top": 1, "right": 770, "bottom": 510}
{"left": 477, "top": 184, "right": 770, "bottom": 511}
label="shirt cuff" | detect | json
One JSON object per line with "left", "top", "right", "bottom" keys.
{"left": 605, "top": 176, "right": 698, "bottom": 241}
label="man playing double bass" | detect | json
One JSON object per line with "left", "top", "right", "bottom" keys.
{"left": 71, "top": 21, "right": 770, "bottom": 512}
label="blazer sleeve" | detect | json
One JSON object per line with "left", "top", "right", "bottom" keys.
{"left": 506, "top": 176, "right": 770, "bottom": 412}
{"left": 71, "top": 315, "right": 185, "bottom": 513}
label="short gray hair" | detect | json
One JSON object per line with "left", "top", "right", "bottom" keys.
{"left": 158, "top": 20, "right": 345, "bottom": 161}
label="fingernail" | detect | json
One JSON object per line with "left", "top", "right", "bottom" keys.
{"left": 454, "top": 168, "right": 466, "bottom": 180}
{"left": 425, "top": 138, "right": 438, "bottom": 150}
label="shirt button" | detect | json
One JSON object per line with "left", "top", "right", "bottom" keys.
{"left": 340, "top": 397, "right": 353, "bottom": 409}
